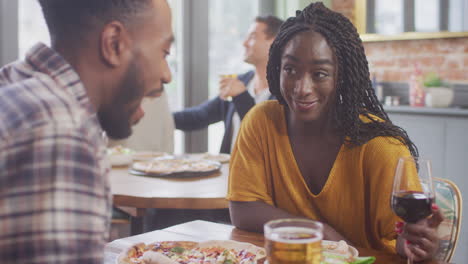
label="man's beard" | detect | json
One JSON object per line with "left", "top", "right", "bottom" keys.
{"left": 98, "top": 61, "right": 144, "bottom": 140}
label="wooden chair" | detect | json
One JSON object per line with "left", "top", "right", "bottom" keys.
{"left": 110, "top": 207, "right": 131, "bottom": 241}
{"left": 433, "top": 177, "right": 462, "bottom": 262}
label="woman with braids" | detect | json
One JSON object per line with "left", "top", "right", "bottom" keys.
{"left": 227, "top": 2, "right": 443, "bottom": 262}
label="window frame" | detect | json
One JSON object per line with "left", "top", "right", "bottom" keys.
{"left": 0, "top": 0, "right": 18, "bottom": 66}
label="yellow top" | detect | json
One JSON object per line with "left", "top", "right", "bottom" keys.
{"left": 227, "top": 101, "right": 417, "bottom": 253}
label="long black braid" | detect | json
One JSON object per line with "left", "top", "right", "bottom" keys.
{"left": 267, "top": 2, "right": 418, "bottom": 158}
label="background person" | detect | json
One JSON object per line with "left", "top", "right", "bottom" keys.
{"left": 173, "top": 15, "right": 283, "bottom": 153}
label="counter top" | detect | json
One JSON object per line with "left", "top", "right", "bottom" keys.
{"left": 384, "top": 105, "right": 468, "bottom": 117}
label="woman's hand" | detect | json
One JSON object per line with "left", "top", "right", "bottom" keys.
{"left": 396, "top": 203, "right": 444, "bottom": 262}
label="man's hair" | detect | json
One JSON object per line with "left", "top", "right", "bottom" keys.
{"left": 255, "top": 15, "right": 284, "bottom": 39}
{"left": 266, "top": 3, "right": 418, "bottom": 158}
{"left": 38, "top": 0, "right": 153, "bottom": 42}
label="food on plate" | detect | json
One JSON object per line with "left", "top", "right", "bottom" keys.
{"left": 118, "top": 239, "right": 372, "bottom": 264}
{"left": 107, "top": 145, "right": 134, "bottom": 166}
{"left": 323, "top": 240, "right": 352, "bottom": 255}
{"left": 108, "top": 145, "right": 134, "bottom": 155}
{"left": 200, "top": 153, "right": 230, "bottom": 164}
{"left": 118, "top": 240, "right": 266, "bottom": 264}
{"left": 322, "top": 240, "right": 364, "bottom": 264}
{"left": 132, "top": 151, "right": 171, "bottom": 162}
{"left": 183, "top": 153, "right": 231, "bottom": 164}
{"left": 132, "top": 158, "right": 221, "bottom": 175}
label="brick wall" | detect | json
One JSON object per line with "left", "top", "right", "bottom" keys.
{"left": 331, "top": 0, "right": 355, "bottom": 23}
{"left": 331, "top": 0, "right": 468, "bottom": 83}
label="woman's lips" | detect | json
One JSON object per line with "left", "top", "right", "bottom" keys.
{"left": 294, "top": 100, "right": 318, "bottom": 111}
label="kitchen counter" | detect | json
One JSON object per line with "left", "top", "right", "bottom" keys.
{"left": 384, "top": 105, "right": 468, "bottom": 117}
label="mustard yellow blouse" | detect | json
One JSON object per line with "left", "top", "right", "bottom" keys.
{"left": 227, "top": 100, "right": 416, "bottom": 253}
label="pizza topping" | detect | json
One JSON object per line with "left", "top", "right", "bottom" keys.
{"left": 170, "top": 246, "right": 185, "bottom": 254}
{"left": 120, "top": 241, "right": 264, "bottom": 264}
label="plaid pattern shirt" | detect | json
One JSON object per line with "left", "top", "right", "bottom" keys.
{"left": 0, "top": 43, "right": 111, "bottom": 264}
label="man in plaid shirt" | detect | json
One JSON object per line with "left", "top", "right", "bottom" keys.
{"left": 0, "top": 0, "right": 173, "bottom": 263}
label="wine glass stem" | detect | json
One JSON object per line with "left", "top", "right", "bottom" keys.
{"left": 407, "top": 256, "right": 412, "bottom": 264}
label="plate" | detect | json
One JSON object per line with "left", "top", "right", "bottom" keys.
{"left": 129, "top": 158, "right": 222, "bottom": 178}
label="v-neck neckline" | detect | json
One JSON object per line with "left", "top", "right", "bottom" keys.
{"left": 279, "top": 106, "right": 344, "bottom": 198}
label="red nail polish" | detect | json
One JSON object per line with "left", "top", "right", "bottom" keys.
{"left": 405, "top": 240, "right": 411, "bottom": 245}
{"left": 396, "top": 221, "right": 404, "bottom": 228}
{"left": 432, "top": 204, "right": 439, "bottom": 210}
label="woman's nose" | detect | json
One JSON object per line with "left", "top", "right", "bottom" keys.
{"left": 295, "top": 74, "right": 314, "bottom": 96}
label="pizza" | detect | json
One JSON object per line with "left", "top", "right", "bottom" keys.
{"left": 188, "top": 153, "right": 230, "bottom": 164}
{"left": 132, "top": 151, "right": 171, "bottom": 162}
{"left": 118, "top": 240, "right": 266, "bottom": 264}
{"left": 131, "top": 158, "right": 221, "bottom": 175}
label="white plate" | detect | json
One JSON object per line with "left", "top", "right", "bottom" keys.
{"left": 108, "top": 154, "right": 133, "bottom": 166}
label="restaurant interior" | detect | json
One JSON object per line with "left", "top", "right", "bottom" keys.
{"left": 0, "top": 0, "right": 467, "bottom": 263}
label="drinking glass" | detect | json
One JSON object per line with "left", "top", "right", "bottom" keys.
{"left": 219, "top": 74, "right": 237, "bottom": 101}
{"left": 391, "top": 157, "right": 435, "bottom": 264}
{"left": 264, "top": 219, "right": 323, "bottom": 264}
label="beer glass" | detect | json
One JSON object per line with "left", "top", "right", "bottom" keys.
{"left": 219, "top": 74, "right": 237, "bottom": 101}
{"left": 264, "top": 219, "right": 323, "bottom": 264}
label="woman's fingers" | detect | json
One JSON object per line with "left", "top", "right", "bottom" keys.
{"left": 428, "top": 204, "right": 444, "bottom": 228}
{"left": 403, "top": 222, "right": 438, "bottom": 242}
{"left": 407, "top": 243, "right": 430, "bottom": 262}
{"left": 403, "top": 234, "right": 436, "bottom": 253}
{"left": 400, "top": 216, "right": 440, "bottom": 260}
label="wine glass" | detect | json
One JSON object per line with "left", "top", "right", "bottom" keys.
{"left": 391, "top": 157, "right": 435, "bottom": 264}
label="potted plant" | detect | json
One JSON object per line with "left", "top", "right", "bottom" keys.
{"left": 423, "top": 72, "right": 453, "bottom": 108}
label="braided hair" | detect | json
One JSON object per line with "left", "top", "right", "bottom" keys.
{"left": 267, "top": 2, "right": 418, "bottom": 158}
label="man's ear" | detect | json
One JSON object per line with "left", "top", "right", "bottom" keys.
{"left": 266, "top": 36, "right": 275, "bottom": 46}
{"left": 100, "top": 21, "right": 132, "bottom": 67}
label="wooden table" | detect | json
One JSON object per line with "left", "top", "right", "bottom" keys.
{"left": 105, "top": 220, "right": 446, "bottom": 264}
{"left": 110, "top": 164, "right": 229, "bottom": 234}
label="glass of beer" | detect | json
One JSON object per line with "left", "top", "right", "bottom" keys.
{"left": 264, "top": 219, "right": 323, "bottom": 264}
{"left": 219, "top": 73, "right": 238, "bottom": 79}
{"left": 218, "top": 73, "right": 237, "bottom": 101}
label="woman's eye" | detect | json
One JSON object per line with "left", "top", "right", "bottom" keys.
{"left": 314, "top": 71, "right": 329, "bottom": 79}
{"left": 283, "top": 66, "right": 296, "bottom": 75}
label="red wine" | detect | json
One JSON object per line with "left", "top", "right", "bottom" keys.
{"left": 392, "top": 191, "right": 434, "bottom": 223}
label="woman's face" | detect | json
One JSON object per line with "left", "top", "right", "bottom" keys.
{"left": 280, "top": 30, "right": 337, "bottom": 123}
